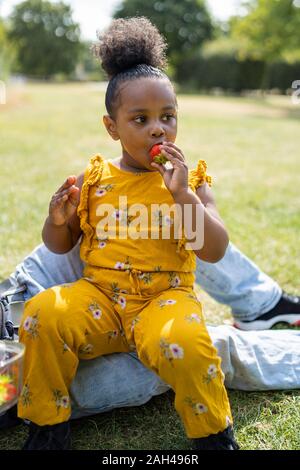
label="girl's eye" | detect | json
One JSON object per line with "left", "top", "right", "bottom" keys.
{"left": 162, "top": 114, "right": 175, "bottom": 121}
{"left": 134, "top": 116, "right": 146, "bottom": 123}
{"left": 134, "top": 114, "right": 175, "bottom": 124}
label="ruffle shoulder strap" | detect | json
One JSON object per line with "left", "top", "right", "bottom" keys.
{"left": 188, "top": 159, "right": 212, "bottom": 192}
{"left": 77, "top": 155, "right": 104, "bottom": 259}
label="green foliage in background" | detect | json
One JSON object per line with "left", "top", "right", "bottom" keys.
{"left": 113, "top": 0, "right": 213, "bottom": 70}
{"left": 231, "top": 0, "right": 300, "bottom": 88}
{"left": 2, "top": 0, "right": 300, "bottom": 89}
{"left": 0, "top": 19, "right": 16, "bottom": 80}
{"left": 176, "top": 42, "right": 300, "bottom": 93}
{"left": 8, "top": 0, "right": 82, "bottom": 78}
{"left": 112, "top": 0, "right": 300, "bottom": 92}
{"left": 78, "top": 41, "right": 105, "bottom": 82}
{"left": 232, "top": 0, "right": 300, "bottom": 63}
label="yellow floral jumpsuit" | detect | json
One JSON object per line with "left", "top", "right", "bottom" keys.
{"left": 18, "top": 155, "right": 233, "bottom": 438}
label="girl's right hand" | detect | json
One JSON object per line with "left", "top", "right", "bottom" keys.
{"left": 48, "top": 176, "right": 80, "bottom": 226}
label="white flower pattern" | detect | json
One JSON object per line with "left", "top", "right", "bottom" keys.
{"left": 169, "top": 343, "right": 184, "bottom": 359}
{"left": 207, "top": 364, "right": 218, "bottom": 377}
{"left": 118, "top": 296, "right": 126, "bottom": 309}
{"left": 160, "top": 339, "right": 184, "bottom": 366}
{"left": 115, "top": 262, "right": 124, "bottom": 270}
{"left": 96, "top": 183, "right": 115, "bottom": 197}
{"left": 23, "top": 317, "right": 33, "bottom": 331}
{"left": 184, "top": 396, "right": 209, "bottom": 416}
{"left": 60, "top": 396, "right": 70, "bottom": 408}
{"left": 93, "top": 309, "right": 102, "bottom": 320}
{"left": 185, "top": 313, "right": 201, "bottom": 324}
{"left": 96, "top": 188, "right": 107, "bottom": 197}
{"left": 158, "top": 299, "right": 177, "bottom": 308}
{"left": 202, "top": 363, "right": 218, "bottom": 384}
{"left": 88, "top": 302, "right": 102, "bottom": 320}
{"left": 195, "top": 403, "right": 208, "bottom": 414}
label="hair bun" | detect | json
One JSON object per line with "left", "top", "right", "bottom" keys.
{"left": 92, "top": 17, "right": 168, "bottom": 79}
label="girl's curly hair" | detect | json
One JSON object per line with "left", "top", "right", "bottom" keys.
{"left": 92, "top": 16, "right": 168, "bottom": 78}
{"left": 92, "top": 17, "right": 172, "bottom": 119}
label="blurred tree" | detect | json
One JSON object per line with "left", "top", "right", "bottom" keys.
{"left": 0, "top": 18, "right": 15, "bottom": 80}
{"left": 113, "top": 0, "right": 213, "bottom": 71}
{"left": 8, "top": 0, "right": 82, "bottom": 78}
{"left": 78, "top": 40, "right": 105, "bottom": 81}
{"left": 231, "top": 0, "right": 300, "bottom": 88}
{"left": 0, "top": 19, "right": 8, "bottom": 76}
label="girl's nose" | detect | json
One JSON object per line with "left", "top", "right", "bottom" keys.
{"left": 151, "top": 125, "right": 165, "bottom": 138}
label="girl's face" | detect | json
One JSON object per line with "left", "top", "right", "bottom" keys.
{"left": 103, "top": 77, "right": 178, "bottom": 171}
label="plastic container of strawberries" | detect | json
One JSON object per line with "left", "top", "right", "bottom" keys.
{"left": 0, "top": 341, "right": 24, "bottom": 413}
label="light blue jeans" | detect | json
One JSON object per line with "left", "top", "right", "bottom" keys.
{"left": 196, "top": 242, "right": 281, "bottom": 321}
{"left": 70, "top": 327, "right": 300, "bottom": 418}
{"left": 9, "top": 241, "right": 299, "bottom": 420}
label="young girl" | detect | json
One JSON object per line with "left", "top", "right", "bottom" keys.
{"left": 16, "top": 17, "right": 239, "bottom": 450}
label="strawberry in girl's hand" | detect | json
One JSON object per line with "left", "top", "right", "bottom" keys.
{"left": 149, "top": 144, "right": 168, "bottom": 164}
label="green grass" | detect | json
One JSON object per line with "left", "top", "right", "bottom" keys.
{"left": 0, "top": 83, "right": 300, "bottom": 450}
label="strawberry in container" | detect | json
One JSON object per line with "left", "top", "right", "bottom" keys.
{"left": 0, "top": 341, "right": 24, "bottom": 413}
{"left": 0, "top": 374, "right": 17, "bottom": 405}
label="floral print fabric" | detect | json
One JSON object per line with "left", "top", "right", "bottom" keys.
{"left": 19, "top": 275, "right": 232, "bottom": 437}
{"left": 18, "top": 155, "right": 232, "bottom": 438}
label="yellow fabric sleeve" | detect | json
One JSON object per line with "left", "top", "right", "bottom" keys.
{"left": 188, "top": 160, "right": 212, "bottom": 192}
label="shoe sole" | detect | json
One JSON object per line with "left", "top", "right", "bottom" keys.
{"left": 234, "top": 315, "right": 300, "bottom": 331}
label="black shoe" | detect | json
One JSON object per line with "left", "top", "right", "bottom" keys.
{"left": 0, "top": 405, "right": 23, "bottom": 430}
{"left": 234, "top": 291, "right": 300, "bottom": 331}
{"left": 192, "top": 426, "right": 240, "bottom": 450}
{"left": 22, "top": 421, "right": 71, "bottom": 450}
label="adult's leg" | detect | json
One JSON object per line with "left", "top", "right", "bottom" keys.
{"left": 70, "top": 352, "right": 169, "bottom": 419}
{"left": 207, "top": 325, "right": 300, "bottom": 390}
{"left": 10, "top": 242, "right": 84, "bottom": 300}
{"left": 195, "top": 242, "right": 281, "bottom": 321}
{"left": 70, "top": 325, "right": 300, "bottom": 419}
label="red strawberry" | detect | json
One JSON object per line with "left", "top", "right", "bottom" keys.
{"left": 4, "top": 383, "right": 17, "bottom": 401}
{"left": 149, "top": 144, "right": 168, "bottom": 164}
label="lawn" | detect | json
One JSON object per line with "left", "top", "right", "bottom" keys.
{"left": 0, "top": 83, "right": 299, "bottom": 450}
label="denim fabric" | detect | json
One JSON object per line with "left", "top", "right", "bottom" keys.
{"left": 70, "top": 352, "right": 170, "bottom": 419}
{"left": 195, "top": 243, "right": 282, "bottom": 320}
{"left": 70, "top": 326, "right": 300, "bottom": 419}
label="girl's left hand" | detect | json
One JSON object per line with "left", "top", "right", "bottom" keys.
{"left": 151, "top": 142, "right": 189, "bottom": 197}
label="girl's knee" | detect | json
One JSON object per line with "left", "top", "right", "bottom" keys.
{"left": 160, "top": 325, "right": 217, "bottom": 366}
{"left": 162, "top": 322, "right": 203, "bottom": 348}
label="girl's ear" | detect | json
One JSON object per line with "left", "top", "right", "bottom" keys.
{"left": 103, "top": 115, "right": 120, "bottom": 141}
